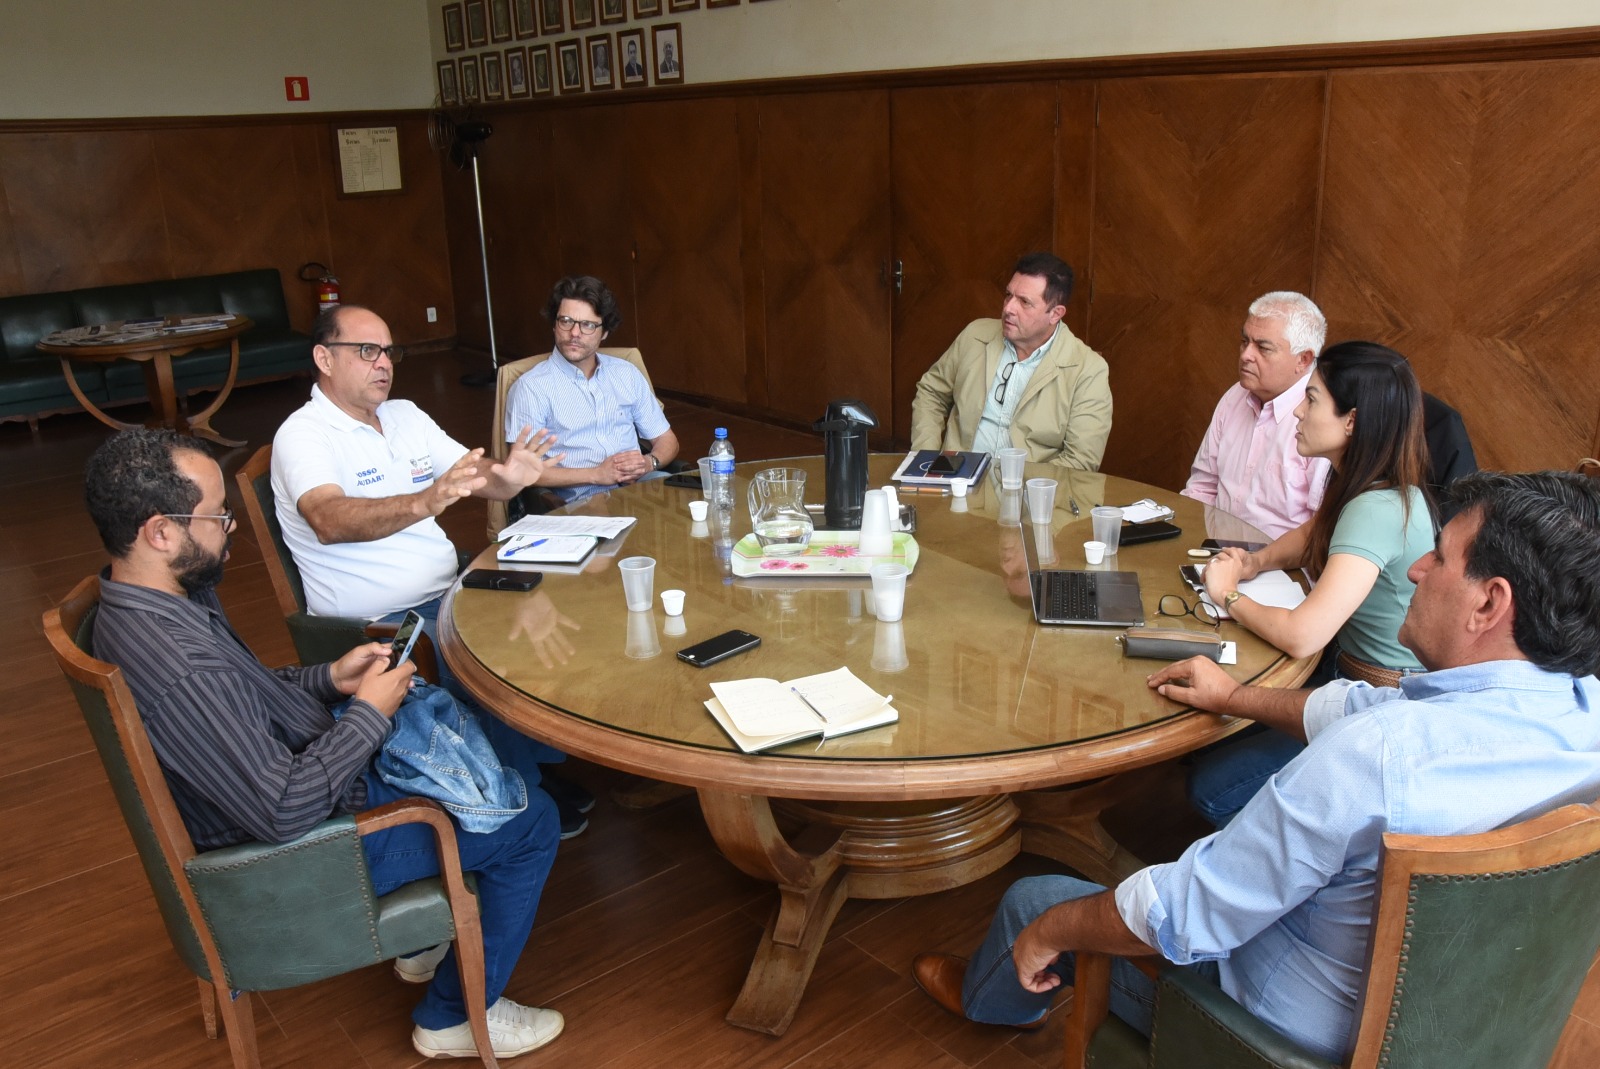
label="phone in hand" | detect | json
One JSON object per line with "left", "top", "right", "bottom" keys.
{"left": 677, "top": 629, "right": 761, "bottom": 668}
{"left": 388, "top": 610, "right": 425, "bottom": 670}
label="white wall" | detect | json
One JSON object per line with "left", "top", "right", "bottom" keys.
{"left": 0, "top": 0, "right": 434, "bottom": 120}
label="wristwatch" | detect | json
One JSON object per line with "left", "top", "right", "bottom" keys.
{"left": 1223, "top": 590, "right": 1244, "bottom": 610}
{"left": 648, "top": 454, "right": 659, "bottom": 471}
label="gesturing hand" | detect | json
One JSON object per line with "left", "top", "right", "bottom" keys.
{"left": 494, "top": 427, "right": 565, "bottom": 489}
{"left": 420, "top": 449, "right": 489, "bottom": 516}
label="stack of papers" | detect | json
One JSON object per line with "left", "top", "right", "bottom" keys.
{"left": 1191, "top": 565, "right": 1308, "bottom": 619}
{"left": 496, "top": 514, "right": 636, "bottom": 542}
{"left": 705, "top": 667, "right": 899, "bottom": 753}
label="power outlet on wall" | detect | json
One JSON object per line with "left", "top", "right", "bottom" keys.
{"left": 426, "top": 307, "right": 437, "bottom": 323}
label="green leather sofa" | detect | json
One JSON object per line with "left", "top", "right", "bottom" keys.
{"left": 0, "top": 268, "right": 313, "bottom": 426}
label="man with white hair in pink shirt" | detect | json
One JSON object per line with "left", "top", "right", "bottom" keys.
{"left": 1181, "top": 292, "right": 1331, "bottom": 540}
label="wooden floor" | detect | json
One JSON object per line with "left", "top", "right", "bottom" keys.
{"left": 4, "top": 348, "right": 1597, "bottom": 1069}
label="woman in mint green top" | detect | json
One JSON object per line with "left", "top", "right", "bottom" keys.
{"left": 1202, "top": 341, "right": 1437, "bottom": 676}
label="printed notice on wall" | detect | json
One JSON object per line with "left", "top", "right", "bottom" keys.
{"left": 336, "top": 127, "right": 403, "bottom": 195}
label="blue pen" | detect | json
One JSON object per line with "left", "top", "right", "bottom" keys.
{"left": 506, "top": 537, "right": 548, "bottom": 556}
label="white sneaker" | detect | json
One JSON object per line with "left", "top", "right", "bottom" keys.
{"left": 394, "top": 942, "right": 451, "bottom": 984}
{"left": 412, "top": 998, "right": 565, "bottom": 1059}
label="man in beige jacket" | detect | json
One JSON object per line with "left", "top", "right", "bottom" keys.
{"left": 911, "top": 253, "right": 1112, "bottom": 471}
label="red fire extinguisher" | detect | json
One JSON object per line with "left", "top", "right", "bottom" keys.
{"left": 298, "top": 262, "right": 341, "bottom": 312}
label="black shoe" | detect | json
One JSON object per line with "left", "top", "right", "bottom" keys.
{"left": 557, "top": 801, "right": 589, "bottom": 840}
{"left": 540, "top": 768, "right": 596, "bottom": 814}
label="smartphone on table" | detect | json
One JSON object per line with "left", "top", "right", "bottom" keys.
{"left": 460, "top": 568, "right": 543, "bottom": 592}
{"left": 1201, "top": 537, "right": 1267, "bottom": 553}
{"left": 677, "top": 629, "right": 761, "bottom": 668}
{"left": 926, "top": 452, "right": 962, "bottom": 476}
{"left": 388, "top": 610, "right": 425, "bottom": 670}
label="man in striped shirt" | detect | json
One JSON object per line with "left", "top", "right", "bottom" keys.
{"left": 84, "top": 429, "right": 566, "bottom": 1060}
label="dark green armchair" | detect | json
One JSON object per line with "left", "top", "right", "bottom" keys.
{"left": 44, "top": 576, "right": 497, "bottom": 1069}
{"left": 1065, "top": 799, "right": 1600, "bottom": 1069}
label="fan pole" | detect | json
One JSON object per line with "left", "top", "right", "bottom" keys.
{"left": 455, "top": 122, "right": 499, "bottom": 388}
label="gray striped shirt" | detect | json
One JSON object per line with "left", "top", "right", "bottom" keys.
{"left": 93, "top": 573, "right": 390, "bottom": 851}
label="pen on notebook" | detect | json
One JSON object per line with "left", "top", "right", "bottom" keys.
{"left": 506, "top": 537, "right": 549, "bottom": 556}
{"left": 790, "top": 687, "right": 831, "bottom": 723}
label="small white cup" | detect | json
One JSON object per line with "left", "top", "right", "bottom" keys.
{"left": 660, "top": 589, "right": 685, "bottom": 616}
{"left": 618, "top": 556, "right": 656, "bottom": 612}
{"left": 869, "top": 562, "right": 909, "bottom": 622}
{"left": 1084, "top": 540, "right": 1107, "bottom": 565}
{"left": 997, "top": 447, "right": 1028, "bottom": 490}
{"left": 688, "top": 499, "right": 709, "bottom": 522}
{"left": 950, "top": 477, "right": 968, "bottom": 498}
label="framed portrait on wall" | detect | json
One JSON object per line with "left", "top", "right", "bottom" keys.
{"left": 667, "top": 0, "right": 699, "bottom": 11}
{"left": 707, "top": 0, "right": 739, "bottom": 7}
{"left": 460, "top": 55, "right": 482, "bottom": 102}
{"left": 436, "top": 60, "right": 460, "bottom": 105}
{"left": 443, "top": 4, "right": 466, "bottom": 51}
{"left": 465, "top": 0, "right": 489, "bottom": 47}
{"left": 482, "top": 51, "right": 505, "bottom": 100}
{"left": 569, "top": 0, "right": 597, "bottom": 30}
{"left": 540, "top": 0, "right": 564, "bottom": 34}
{"left": 557, "top": 39, "right": 584, "bottom": 93}
{"left": 586, "top": 33, "right": 615, "bottom": 90}
{"left": 652, "top": 22, "right": 683, "bottom": 84}
{"left": 632, "top": 0, "right": 662, "bottom": 16}
{"left": 600, "top": 0, "right": 627, "bottom": 24}
{"left": 490, "top": 0, "right": 513, "bottom": 41}
{"left": 507, "top": 47, "right": 530, "bottom": 97}
{"left": 514, "top": 0, "right": 539, "bottom": 38}
{"left": 618, "top": 28, "right": 647, "bottom": 86}
{"left": 530, "top": 43, "right": 553, "bottom": 94}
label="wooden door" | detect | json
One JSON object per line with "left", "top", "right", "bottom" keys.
{"left": 888, "top": 82, "right": 1059, "bottom": 444}
{"left": 757, "top": 89, "right": 893, "bottom": 430}
{"left": 1090, "top": 74, "right": 1324, "bottom": 488}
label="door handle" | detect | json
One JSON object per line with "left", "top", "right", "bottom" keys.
{"left": 893, "top": 259, "right": 904, "bottom": 296}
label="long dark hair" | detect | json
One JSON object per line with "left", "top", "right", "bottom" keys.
{"left": 1306, "top": 341, "right": 1436, "bottom": 572}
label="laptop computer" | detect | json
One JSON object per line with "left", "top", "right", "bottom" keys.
{"left": 1017, "top": 523, "right": 1146, "bottom": 627}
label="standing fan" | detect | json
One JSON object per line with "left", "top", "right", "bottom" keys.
{"left": 430, "top": 111, "right": 499, "bottom": 387}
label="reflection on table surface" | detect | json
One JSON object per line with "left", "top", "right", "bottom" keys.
{"left": 446, "top": 455, "right": 1302, "bottom": 764}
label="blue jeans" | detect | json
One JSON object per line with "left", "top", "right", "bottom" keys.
{"left": 962, "top": 875, "right": 1218, "bottom": 1034}
{"left": 361, "top": 708, "right": 560, "bottom": 1030}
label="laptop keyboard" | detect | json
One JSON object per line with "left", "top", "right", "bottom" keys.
{"left": 1036, "top": 570, "right": 1097, "bottom": 620}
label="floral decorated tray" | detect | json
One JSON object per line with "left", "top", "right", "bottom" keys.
{"left": 731, "top": 531, "right": 920, "bottom": 578}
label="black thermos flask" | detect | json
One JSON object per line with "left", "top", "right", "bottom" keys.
{"left": 812, "top": 400, "right": 878, "bottom": 529}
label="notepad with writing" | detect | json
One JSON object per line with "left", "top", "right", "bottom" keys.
{"left": 495, "top": 533, "right": 598, "bottom": 567}
{"left": 704, "top": 667, "right": 899, "bottom": 753}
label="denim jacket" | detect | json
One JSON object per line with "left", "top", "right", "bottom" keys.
{"left": 336, "top": 682, "right": 527, "bottom": 833}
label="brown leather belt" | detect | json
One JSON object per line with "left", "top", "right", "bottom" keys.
{"left": 1337, "top": 650, "right": 1404, "bottom": 689}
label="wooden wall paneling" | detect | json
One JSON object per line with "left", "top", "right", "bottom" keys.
{"left": 888, "top": 82, "right": 1058, "bottom": 443}
{"left": 0, "top": 176, "right": 25, "bottom": 296}
{"left": 736, "top": 97, "right": 768, "bottom": 412}
{"left": 0, "top": 130, "right": 169, "bottom": 294}
{"left": 1319, "top": 61, "right": 1600, "bottom": 473}
{"left": 1053, "top": 80, "right": 1098, "bottom": 338}
{"left": 626, "top": 98, "right": 746, "bottom": 403}
{"left": 1089, "top": 73, "right": 1324, "bottom": 489}
{"left": 319, "top": 117, "right": 455, "bottom": 347}
{"left": 756, "top": 89, "right": 892, "bottom": 429}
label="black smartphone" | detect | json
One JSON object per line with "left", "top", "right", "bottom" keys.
{"left": 388, "top": 610, "right": 425, "bottom": 669}
{"left": 460, "top": 568, "right": 543, "bottom": 592}
{"left": 1179, "top": 564, "right": 1205, "bottom": 591}
{"left": 1201, "top": 537, "right": 1267, "bottom": 552}
{"left": 1119, "top": 520, "right": 1182, "bottom": 546}
{"left": 664, "top": 471, "right": 703, "bottom": 490}
{"left": 677, "top": 629, "right": 762, "bottom": 668}
{"left": 926, "top": 452, "right": 962, "bottom": 476}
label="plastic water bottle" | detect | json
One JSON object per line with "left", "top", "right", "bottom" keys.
{"left": 708, "top": 427, "right": 736, "bottom": 512}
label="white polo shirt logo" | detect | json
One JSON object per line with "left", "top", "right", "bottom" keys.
{"left": 410, "top": 456, "right": 435, "bottom": 484}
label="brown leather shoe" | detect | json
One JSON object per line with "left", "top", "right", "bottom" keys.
{"left": 911, "top": 953, "right": 1048, "bottom": 1031}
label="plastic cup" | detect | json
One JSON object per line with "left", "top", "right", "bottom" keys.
{"left": 1091, "top": 506, "right": 1123, "bottom": 553}
{"left": 869, "top": 562, "right": 909, "bottom": 622}
{"left": 997, "top": 447, "right": 1027, "bottom": 490}
{"left": 618, "top": 555, "right": 656, "bottom": 611}
{"left": 880, "top": 486, "right": 901, "bottom": 531}
{"left": 696, "top": 457, "right": 715, "bottom": 501}
{"left": 624, "top": 609, "right": 660, "bottom": 659}
{"left": 950, "top": 477, "right": 968, "bottom": 498}
{"left": 1026, "top": 477, "right": 1057, "bottom": 523}
{"left": 859, "top": 488, "right": 893, "bottom": 557}
{"left": 871, "top": 620, "right": 909, "bottom": 673}
{"left": 688, "top": 499, "right": 708, "bottom": 522}
{"left": 1084, "top": 540, "right": 1107, "bottom": 565}
{"left": 660, "top": 589, "right": 685, "bottom": 616}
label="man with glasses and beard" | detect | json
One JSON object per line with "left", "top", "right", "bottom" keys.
{"left": 911, "top": 252, "right": 1112, "bottom": 472}
{"left": 84, "top": 429, "right": 566, "bottom": 1060}
{"left": 503, "top": 275, "right": 679, "bottom": 505}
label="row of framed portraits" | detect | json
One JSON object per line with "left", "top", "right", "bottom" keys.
{"left": 443, "top": 0, "right": 764, "bottom": 50}
{"left": 437, "top": 24, "right": 683, "bottom": 103}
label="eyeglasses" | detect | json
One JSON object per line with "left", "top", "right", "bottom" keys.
{"left": 554, "top": 315, "right": 602, "bottom": 336}
{"left": 994, "top": 360, "right": 1016, "bottom": 405}
{"left": 164, "top": 507, "right": 236, "bottom": 530}
{"left": 1157, "top": 594, "right": 1220, "bottom": 629}
{"left": 324, "top": 342, "right": 406, "bottom": 363}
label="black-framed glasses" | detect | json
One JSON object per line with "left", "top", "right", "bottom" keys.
{"left": 994, "top": 360, "right": 1016, "bottom": 405}
{"left": 1158, "top": 594, "right": 1220, "bottom": 628}
{"left": 554, "top": 315, "right": 602, "bottom": 336}
{"left": 164, "top": 507, "right": 236, "bottom": 530}
{"left": 324, "top": 342, "right": 406, "bottom": 363}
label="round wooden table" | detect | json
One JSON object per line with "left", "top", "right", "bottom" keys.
{"left": 38, "top": 315, "right": 254, "bottom": 446}
{"left": 439, "top": 455, "right": 1312, "bottom": 1034}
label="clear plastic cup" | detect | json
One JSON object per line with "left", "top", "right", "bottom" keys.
{"left": 618, "top": 556, "right": 656, "bottom": 612}
{"left": 1091, "top": 506, "right": 1123, "bottom": 553}
{"left": 869, "top": 562, "right": 909, "bottom": 622}
{"left": 997, "top": 447, "right": 1027, "bottom": 490}
{"left": 1026, "top": 478, "right": 1058, "bottom": 523}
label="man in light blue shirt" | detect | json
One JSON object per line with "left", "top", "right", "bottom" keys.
{"left": 912, "top": 471, "right": 1600, "bottom": 1062}
{"left": 504, "top": 275, "right": 679, "bottom": 504}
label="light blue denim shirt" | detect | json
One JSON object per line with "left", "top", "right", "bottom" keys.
{"left": 1116, "top": 662, "right": 1600, "bottom": 1061}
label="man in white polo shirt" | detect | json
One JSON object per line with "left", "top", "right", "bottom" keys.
{"left": 503, "top": 275, "right": 679, "bottom": 506}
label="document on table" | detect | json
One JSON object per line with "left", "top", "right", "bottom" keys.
{"left": 704, "top": 667, "right": 899, "bottom": 753}
{"left": 497, "top": 514, "right": 637, "bottom": 542}
{"left": 1193, "top": 565, "right": 1308, "bottom": 619}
